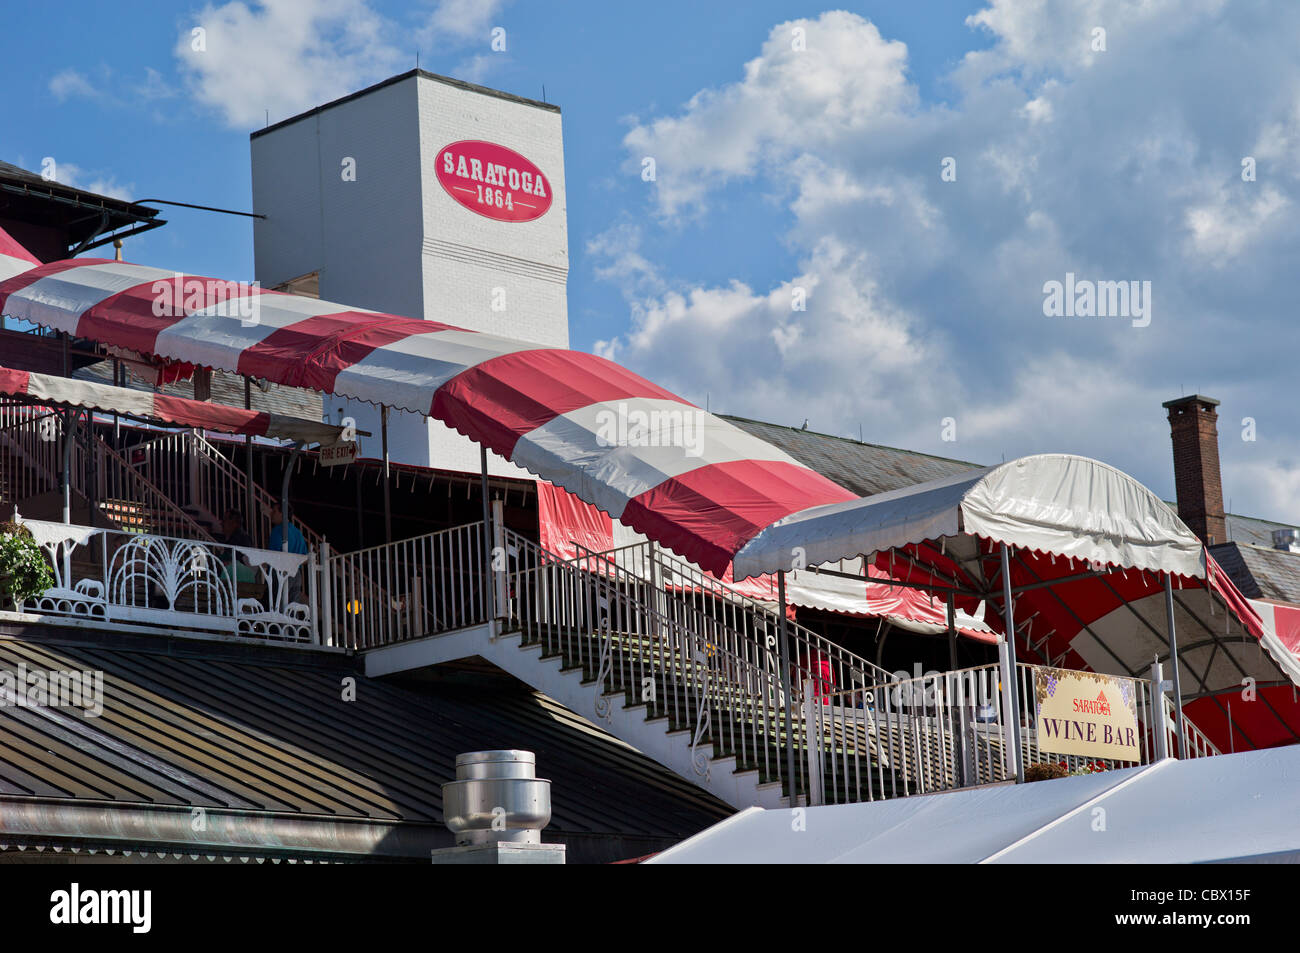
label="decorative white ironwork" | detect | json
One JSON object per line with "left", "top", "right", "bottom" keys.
{"left": 14, "top": 514, "right": 313, "bottom": 644}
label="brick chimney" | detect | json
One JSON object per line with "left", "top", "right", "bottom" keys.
{"left": 1162, "top": 395, "right": 1226, "bottom": 545}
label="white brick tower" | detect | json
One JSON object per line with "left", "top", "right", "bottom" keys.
{"left": 250, "top": 70, "right": 569, "bottom": 473}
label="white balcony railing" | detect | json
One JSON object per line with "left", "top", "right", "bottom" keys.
{"left": 11, "top": 515, "right": 316, "bottom": 645}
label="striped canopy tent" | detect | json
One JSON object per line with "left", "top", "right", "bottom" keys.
{"left": 0, "top": 363, "right": 348, "bottom": 445}
{"left": 734, "top": 454, "right": 1300, "bottom": 752}
{"left": 0, "top": 228, "right": 854, "bottom": 575}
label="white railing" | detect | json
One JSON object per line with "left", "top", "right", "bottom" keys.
{"left": 127, "top": 431, "right": 322, "bottom": 550}
{"left": 1163, "top": 693, "right": 1221, "bottom": 759}
{"left": 324, "top": 522, "right": 1225, "bottom": 805}
{"left": 13, "top": 514, "right": 316, "bottom": 644}
{"left": 0, "top": 402, "right": 64, "bottom": 503}
{"left": 502, "top": 528, "right": 797, "bottom": 794}
{"left": 324, "top": 521, "right": 488, "bottom": 649}
{"left": 573, "top": 539, "right": 896, "bottom": 700}
{"left": 0, "top": 401, "right": 211, "bottom": 540}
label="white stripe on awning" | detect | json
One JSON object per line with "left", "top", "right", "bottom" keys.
{"left": 512, "top": 398, "right": 798, "bottom": 518}
{"left": 332, "top": 328, "right": 548, "bottom": 409}
{"left": 5, "top": 262, "right": 171, "bottom": 332}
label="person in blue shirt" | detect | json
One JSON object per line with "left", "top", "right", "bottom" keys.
{"left": 268, "top": 508, "right": 309, "bottom": 606}
{"left": 269, "top": 510, "right": 308, "bottom": 554}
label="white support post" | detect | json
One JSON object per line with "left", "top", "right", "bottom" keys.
{"left": 997, "top": 635, "right": 1019, "bottom": 781}
{"left": 1000, "top": 544, "right": 1025, "bottom": 783}
{"left": 1150, "top": 659, "right": 1169, "bottom": 761}
{"left": 492, "top": 498, "right": 507, "bottom": 619}
{"left": 802, "top": 679, "right": 824, "bottom": 807}
{"left": 1163, "top": 574, "right": 1188, "bottom": 759}
{"left": 319, "top": 540, "right": 333, "bottom": 648}
{"left": 307, "top": 549, "right": 320, "bottom": 646}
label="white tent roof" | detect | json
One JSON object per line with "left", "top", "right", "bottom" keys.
{"left": 648, "top": 746, "right": 1300, "bottom": 864}
{"left": 733, "top": 453, "right": 1206, "bottom": 581}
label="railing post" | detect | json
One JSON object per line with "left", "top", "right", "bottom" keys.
{"left": 479, "top": 446, "right": 495, "bottom": 628}
{"left": 1150, "top": 659, "right": 1169, "bottom": 761}
{"left": 492, "top": 499, "right": 507, "bottom": 619}
{"left": 1162, "top": 574, "right": 1188, "bottom": 760}
{"left": 999, "top": 544, "right": 1025, "bottom": 783}
{"left": 777, "top": 571, "right": 799, "bottom": 804}
{"left": 307, "top": 548, "right": 320, "bottom": 646}
{"left": 802, "top": 678, "right": 824, "bottom": 807}
{"left": 319, "top": 540, "right": 333, "bottom": 648}
{"left": 997, "top": 636, "right": 1019, "bottom": 781}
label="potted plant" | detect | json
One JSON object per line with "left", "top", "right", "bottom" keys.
{"left": 0, "top": 521, "right": 54, "bottom": 610}
{"left": 1024, "top": 761, "right": 1070, "bottom": 782}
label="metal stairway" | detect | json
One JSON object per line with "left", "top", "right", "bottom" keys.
{"left": 347, "top": 522, "right": 907, "bottom": 809}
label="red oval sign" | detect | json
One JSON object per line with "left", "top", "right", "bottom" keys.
{"left": 435, "top": 140, "right": 553, "bottom": 223}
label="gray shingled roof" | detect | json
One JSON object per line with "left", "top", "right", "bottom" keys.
{"left": 1211, "top": 542, "right": 1300, "bottom": 603}
{"left": 1227, "top": 513, "right": 1300, "bottom": 549}
{"left": 720, "top": 415, "right": 982, "bottom": 497}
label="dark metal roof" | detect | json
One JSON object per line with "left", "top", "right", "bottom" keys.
{"left": 1211, "top": 542, "right": 1300, "bottom": 604}
{"left": 0, "top": 630, "right": 729, "bottom": 862}
{"left": 251, "top": 69, "right": 559, "bottom": 142}
{"left": 0, "top": 161, "right": 164, "bottom": 256}
{"left": 720, "top": 414, "right": 982, "bottom": 497}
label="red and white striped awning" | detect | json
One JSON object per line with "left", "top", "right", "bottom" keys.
{"left": 0, "top": 364, "right": 347, "bottom": 445}
{"left": 0, "top": 231, "right": 854, "bottom": 573}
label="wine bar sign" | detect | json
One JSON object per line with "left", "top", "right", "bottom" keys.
{"left": 1033, "top": 666, "right": 1141, "bottom": 763}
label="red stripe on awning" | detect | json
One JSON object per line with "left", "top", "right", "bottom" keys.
{"left": 621, "top": 460, "right": 858, "bottom": 576}
{"left": 237, "top": 311, "right": 455, "bottom": 390}
{"left": 152, "top": 394, "right": 272, "bottom": 436}
{"left": 0, "top": 366, "right": 30, "bottom": 394}
{"left": 0, "top": 225, "right": 39, "bottom": 264}
{"left": 76, "top": 277, "right": 270, "bottom": 354}
{"left": 432, "top": 349, "right": 683, "bottom": 454}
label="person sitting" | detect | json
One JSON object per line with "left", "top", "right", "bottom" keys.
{"left": 269, "top": 508, "right": 309, "bottom": 606}
{"left": 215, "top": 509, "right": 258, "bottom": 586}
{"left": 216, "top": 509, "right": 255, "bottom": 550}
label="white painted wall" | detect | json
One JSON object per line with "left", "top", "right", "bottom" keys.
{"left": 251, "top": 71, "right": 569, "bottom": 475}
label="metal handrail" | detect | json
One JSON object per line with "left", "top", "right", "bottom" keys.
{"left": 572, "top": 538, "right": 895, "bottom": 687}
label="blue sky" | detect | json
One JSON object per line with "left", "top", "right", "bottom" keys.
{"left": 2, "top": 0, "right": 1296, "bottom": 523}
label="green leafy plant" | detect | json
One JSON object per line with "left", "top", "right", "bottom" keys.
{"left": 0, "top": 521, "right": 54, "bottom": 608}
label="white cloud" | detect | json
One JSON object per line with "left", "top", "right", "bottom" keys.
{"left": 604, "top": 4, "right": 1300, "bottom": 519}
{"left": 176, "top": 0, "right": 403, "bottom": 128}
{"left": 623, "top": 11, "right": 914, "bottom": 220}
{"left": 47, "top": 162, "right": 134, "bottom": 202}
{"left": 173, "top": 0, "right": 508, "bottom": 129}
{"left": 424, "top": 0, "right": 510, "bottom": 43}
{"left": 49, "top": 69, "right": 102, "bottom": 102}
{"left": 1184, "top": 186, "right": 1289, "bottom": 263}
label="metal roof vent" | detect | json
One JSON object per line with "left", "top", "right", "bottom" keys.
{"left": 442, "top": 750, "right": 552, "bottom": 846}
{"left": 1272, "top": 528, "right": 1300, "bottom": 553}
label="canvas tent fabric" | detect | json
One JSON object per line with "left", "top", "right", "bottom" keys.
{"left": 733, "top": 454, "right": 1206, "bottom": 581}
{"left": 0, "top": 363, "right": 346, "bottom": 446}
{"left": 536, "top": 481, "right": 996, "bottom": 641}
{"left": 736, "top": 454, "right": 1300, "bottom": 752}
{"left": 648, "top": 746, "right": 1300, "bottom": 863}
{"left": 0, "top": 233, "right": 854, "bottom": 575}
